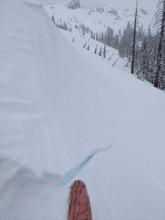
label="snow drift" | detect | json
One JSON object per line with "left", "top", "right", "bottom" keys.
{"left": 0, "top": 0, "right": 165, "bottom": 220}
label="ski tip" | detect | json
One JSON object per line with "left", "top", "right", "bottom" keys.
{"left": 68, "top": 180, "right": 92, "bottom": 220}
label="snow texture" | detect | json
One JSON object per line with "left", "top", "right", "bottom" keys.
{"left": 0, "top": 0, "right": 165, "bottom": 220}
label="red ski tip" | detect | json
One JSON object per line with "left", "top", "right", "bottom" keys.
{"left": 68, "top": 180, "right": 93, "bottom": 220}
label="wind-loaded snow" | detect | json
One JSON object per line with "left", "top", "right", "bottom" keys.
{"left": 0, "top": 0, "right": 165, "bottom": 220}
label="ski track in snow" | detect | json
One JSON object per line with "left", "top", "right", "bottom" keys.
{"left": 133, "top": 154, "right": 165, "bottom": 195}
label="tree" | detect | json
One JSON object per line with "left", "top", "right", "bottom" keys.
{"left": 114, "top": 34, "right": 119, "bottom": 48}
{"left": 94, "top": 45, "right": 98, "bottom": 54}
{"left": 83, "top": 43, "right": 87, "bottom": 48}
{"left": 99, "top": 47, "right": 102, "bottom": 56}
{"left": 105, "top": 27, "right": 114, "bottom": 47}
{"left": 118, "top": 22, "right": 133, "bottom": 58}
{"left": 51, "top": 16, "right": 55, "bottom": 25}
{"left": 154, "top": 0, "right": 165, "bottom": 89}
{"left": 136, "top": 37, "right": 148, "bottom": 79}
{"left": 87, "top": 45, "right": 90, "bottom": 51}
{"left": 131, "top": 2, "right": 138, "bottom": 74}
{"left": 103, "top": 45, "right": 107, "bottom": 59}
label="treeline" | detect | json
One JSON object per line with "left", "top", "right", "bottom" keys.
{"left": 51, "top": 17, "right": 72, "bottom": 31}
{"left": 91, "top": 1, "right": 165, "bottom": 90}
{"left": 51, "top": 15, "right": 144, "bottom": 54}
{"left": 51, "top": 0, "right": 165, "bottom": 90}
{"left": 124, "top": 0, "right": 165, "bottom": 90}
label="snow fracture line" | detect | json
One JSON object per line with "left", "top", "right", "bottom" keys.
{"left": 57, "top": 144, "right": 114, "bottom": 187}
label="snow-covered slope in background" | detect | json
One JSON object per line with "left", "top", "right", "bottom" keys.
{"left": 0, "top": 0, "right": 165, "bottom": 220}
{"left": 46, "top": 2, "right": 152, "bottom": 34}
{"left": 81, "top": 0, "right": 157, "bottom": 13}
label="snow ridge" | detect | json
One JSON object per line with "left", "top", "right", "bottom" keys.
{"left": 0, "top": 1, "right": 165, "bottom": 220}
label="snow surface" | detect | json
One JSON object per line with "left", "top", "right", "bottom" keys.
{"left": 0, "top": 0, "right": 165, "bottom": 220}
{"left": 46, "top": 3, "right": 153, "bottom": 34}
{"left": 60, "top": 29, "right": 127, "bottom": 69}
{"left": 81, "top": 0, "right": 157, "bottom": 10}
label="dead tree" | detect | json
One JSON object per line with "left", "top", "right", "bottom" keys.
{"left": 131, "top": 2, "right": 138, "bottom": 74}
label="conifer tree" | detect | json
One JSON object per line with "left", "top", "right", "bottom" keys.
{"left": 99, "top": 47, "right": 102, "bottom": 56}
{"left": 154, "top": 0, "right": 165, "bottom": 89}
{"left": 103, "top": 45, "right": 107, "bottom": 59}
{"left": 87, "top": 45, "right": 90, "bottom": 51}
{"left": 94, "top": 45, "right": 98, "bottom": 54}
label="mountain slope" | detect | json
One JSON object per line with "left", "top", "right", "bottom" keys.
{"left": 46, "top": 3, "right": 152, "bottom": 34}
{"left": 81, "top": 0, "right": 157, "bottom": 12}
{"left": 0, "top": 1, "right": 165, "bottom": 220}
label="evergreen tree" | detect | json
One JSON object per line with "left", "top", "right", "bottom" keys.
{"left": 118, "top": 22, "right": 133, "bottom": 58}
{"left": 99, "top": 47, "right": 102, "bottom": 56}
{"left": 94, "top": 45, "right": 98, "bottom": 54}
{"left": 83, "top": 43, "right": 87, "bottom": 48}
{"left": 154, "top": 0, "right": 165, "bottom": 89}
{"left": 103, "top": 45, "right": 107, "bottom": 59}
{"left": 51, "top": 16, "right": 55, "bottom": 24}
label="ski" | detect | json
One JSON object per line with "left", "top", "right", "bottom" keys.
{"left": 68, "top": 180, "right": 92, "bottom": 220}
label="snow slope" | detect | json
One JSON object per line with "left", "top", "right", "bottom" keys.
{"left": 46, "top": 1, "right": 154, "bottom": 35}
{"left": 60, "top": 29, "right": 127, "bottom": 69}
{"left": 81, "top": 0, "right": 156, "bottom": 9}
{"left": 0, "top": 0, "right": 165, "bottom": 220}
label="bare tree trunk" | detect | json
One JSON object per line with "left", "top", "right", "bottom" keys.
{"left": 131, "top": 2, "right": 138, "bottom": 74}
{"left": 154, "top": 0, "right": 165, "bottom": 88}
